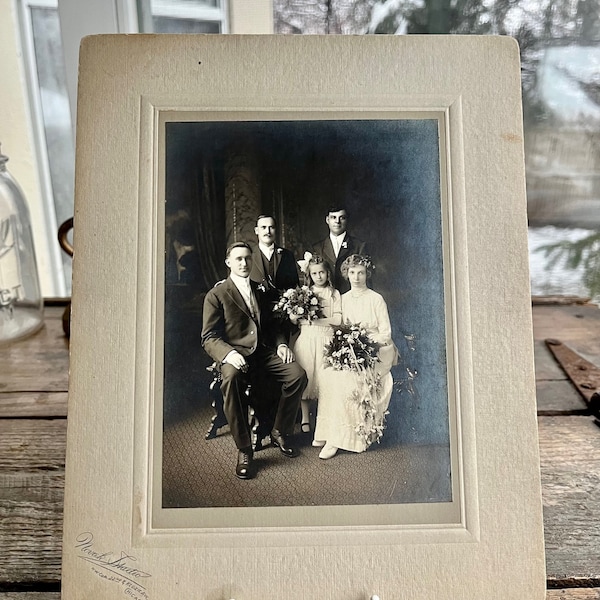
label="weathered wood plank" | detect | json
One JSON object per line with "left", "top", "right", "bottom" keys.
{"left": 535, "top": 339, "right": 569, "bottom": 381}
{"left": 1, "top": 310, "right": 69, "bottom": 394}
{"left": 1, "top": 415, "right": 597, "bottom": 586}
{"left": 533, "top": 296, "right": 592, "bottom": 306}
{"left": 538, "top": 415, "right": 600, "bottom": 582}
{"left": 546, "top": 590, "right": 600, "bottom": 599}
{"left": 537, "top": 380, "right": 589, "bottom": 415}
{"left": 533, "top": 305, "right": 600, "bottom": 413}
{"left": 532, "top": 305, "right": 600, "bottom": 366}
{"left": 0, "top": 393, "right": 68, "bottom": 418}
{"left": 0, "top": 419, "right": 66, "bottom": 470}
{"left": 0, "top": 305, "right": 597, "bottom": 594}
{"left": 0, "top": 420, "right": 65, "bottom": 584}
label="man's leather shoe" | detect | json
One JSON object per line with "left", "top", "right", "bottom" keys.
{"left": 235, "top": 448, "right": 255, "bottom": 479}
{"left": 271, "top": 430, "right": 299, "bottom": 458}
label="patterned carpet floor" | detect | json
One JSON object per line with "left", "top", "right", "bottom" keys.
{"left": 162, "top": 299, "right": 451, "bottom": 509}
{"left": 162, "top": 399, "right": 452, "bottom": 509}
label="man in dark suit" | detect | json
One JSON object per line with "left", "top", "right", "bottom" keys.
{"left": 249, "top": 214, "right": 299, "bottom": 296}
{"left": 201, "top": 242, "right": 307, "bottom": 480}
{"left": 313, "top": 207, "right": 368, "bottom": 294}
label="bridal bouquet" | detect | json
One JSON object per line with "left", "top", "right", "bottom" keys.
{"left": 324, "top": 322, "right": 386, "bottom": 445}
{"left": 323, "top": 322, "right": 381, "bottom": 371}
{"left": 352, "top": 375, "right": 388, "bottom": 446}
{"left": 273, "top": 285, "right": 322, "bottom": 322}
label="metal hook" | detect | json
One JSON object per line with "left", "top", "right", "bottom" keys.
{"left": 58, "top": 217, "right": 74, "bottom": 257}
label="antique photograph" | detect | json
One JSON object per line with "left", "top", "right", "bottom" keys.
{"left": 160, "top": 117, "right": 452, "bottom": 510}
{"left": 60, "top": 36, "right": 546, "bottom": 599}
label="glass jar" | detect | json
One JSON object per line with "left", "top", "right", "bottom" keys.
{"left": 0, "top": 144, "right": 44, "bottom": 344}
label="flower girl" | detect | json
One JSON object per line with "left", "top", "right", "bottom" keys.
{"left": 290, "top": 253, "right": 342, "bottom": 435}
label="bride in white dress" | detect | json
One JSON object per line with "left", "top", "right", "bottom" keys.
{"left": 314, "top": 255, "right": 396, "bottom": 459}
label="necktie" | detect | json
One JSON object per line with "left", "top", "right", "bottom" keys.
{"left": 248, "top": 290, "right": 256, "bottom": 319}
{"left": 240, "top": 283, "right": 256, "bottom": 319}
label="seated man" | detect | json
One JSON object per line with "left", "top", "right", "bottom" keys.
{"left": 201, "top": 242, "right": 307, "bottom": 480}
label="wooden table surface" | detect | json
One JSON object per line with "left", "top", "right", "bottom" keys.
{"left": 1, "top": 303, "right": 599, "bottom": 599}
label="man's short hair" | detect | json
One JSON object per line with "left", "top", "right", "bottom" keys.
{"left": 256, "top": 214, "right": 276, "bottom": 225}
{"left": 327, "top": 206, "right": 348, "bottom": 217}
{"left": 225, "top": 241, "right": 252, "bottom": 259}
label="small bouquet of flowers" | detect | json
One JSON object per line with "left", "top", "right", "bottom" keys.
{"left": 323, "top": 322, "right": 381, "bottom": 371}
{"left": 273, "top": 285, "right": 322, "bottom": 322}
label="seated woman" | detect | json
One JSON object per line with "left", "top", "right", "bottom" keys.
{"left": 314, "top": 254, "right": 397, "bottom": 459}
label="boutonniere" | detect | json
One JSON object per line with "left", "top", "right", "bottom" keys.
{"left": 257, "top": 282, "right": 267, "bottom": 293}
{"left": 276, "top": 247, "right": 283, "bottom": 254}
{"left": 341, "top": 241, "right": 348, "bottom": 249}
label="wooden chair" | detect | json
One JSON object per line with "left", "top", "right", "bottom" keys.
{"left": 204, "top": 362, "right": 275, "bottom": 451}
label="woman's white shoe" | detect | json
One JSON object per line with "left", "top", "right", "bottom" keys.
{"left": 319, "top": 444, "right": 338, "bottom": 459}
{"left": 312, "top": 439, "right": 325, "bottom": 447}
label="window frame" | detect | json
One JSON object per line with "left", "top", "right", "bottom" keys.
{"left": 9, "top": 0, "right": 273, "bottom": 296}
{"left": 141, "top": 0, "right": 230, "bottom": 32}
{"left": 18, "top": 0, "right": 68, "bottom": 297}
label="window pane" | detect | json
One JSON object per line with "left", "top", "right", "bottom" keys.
{"left": 272, "top": 0, "right": 600, "bottom": 302}
{"left": 525, "top": 43, "right": 600, "bottom": 302}
{"left": 152, "top": 16, "right": 220, "bottom": 33}
{"left": 151, "top": 0, "right": 220, "bottom": 11}
{"left": 138, "top": 0, "right": 225, "bottom": 33}
{"left": 30, "top": 6, "right": 74, "bottom": 293}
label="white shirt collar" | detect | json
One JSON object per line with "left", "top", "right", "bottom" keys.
{"left": 230, "top": 272, "right": 252, "bottom": 290}
{"left": 259, "top": 243, "right": 275, "bottom": 258}
{"left": 229, "top": 273, "right": 257, "bottom": 317}
{"left": 330, "top": 231, "right": 347, "bottom": 244}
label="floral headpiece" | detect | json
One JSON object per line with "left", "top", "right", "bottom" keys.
{"left": 352, "top": 254, "right": 375, "bottom": 271}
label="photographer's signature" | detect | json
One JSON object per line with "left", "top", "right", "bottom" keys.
{"left": 75, "top": 532, "right": 151, "bottom": 600}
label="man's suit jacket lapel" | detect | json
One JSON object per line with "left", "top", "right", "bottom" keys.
{"left": 336, "top": 235, "right": 354, "bottom": 265}
{"left": 249, "top": 279, "right": 262, "bottom": 324}
{"left": 224, "top": 277, "right": 252, "bottom": 319}
{"left": 251, "top": 245, "right": 267, "bottom": 282}
{"left": 273, "top": 245, "right": 282, "bottom": 274}
{"left": 322, "top": 238, "right": 337, "bottom": 267}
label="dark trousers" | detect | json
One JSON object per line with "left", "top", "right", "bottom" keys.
{"left": 220, "top": 346, "right": 307, "bottom": 450}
